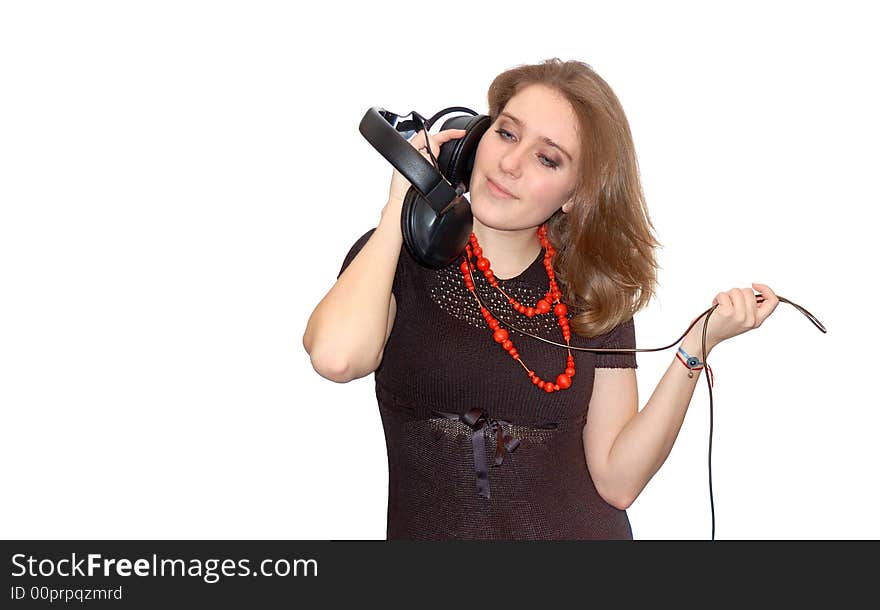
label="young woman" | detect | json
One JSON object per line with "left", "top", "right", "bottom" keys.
{"left": 303, "top": 58, "right": 779, "bottom": 540}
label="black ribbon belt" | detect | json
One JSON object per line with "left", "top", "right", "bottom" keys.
{"left": 431, "top": 407, "right": 523, "bottom": 500}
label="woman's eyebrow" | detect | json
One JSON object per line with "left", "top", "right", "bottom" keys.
{"left": 500, "top": 111, "right": 573, "bottom": 162}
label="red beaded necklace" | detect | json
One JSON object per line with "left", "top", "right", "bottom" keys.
{"left": 458, "top": 223, "right": 575, "bottom": 393}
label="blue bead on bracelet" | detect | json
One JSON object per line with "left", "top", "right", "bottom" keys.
{"left": 676, "top": 346, "right": 714, "bottom": 386}
{"left": 677, "top": 346, "right": 704, "bottom": 379}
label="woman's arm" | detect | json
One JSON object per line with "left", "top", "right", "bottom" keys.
{"left": 592, "top": 284, "right": 779, "bottom": 508}
{"left": 302, "top": 198, "right": 403, "bottom": 382}
{"left": 593, "top": 332, "right": 709, "bottom": 509}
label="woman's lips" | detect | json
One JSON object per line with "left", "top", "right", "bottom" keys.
{"left": 487, "top": 177, "right": 516, "bottom": 199}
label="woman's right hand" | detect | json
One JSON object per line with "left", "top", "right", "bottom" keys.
{"left": 386, "top": 127, "right": 468, "bottom": 206}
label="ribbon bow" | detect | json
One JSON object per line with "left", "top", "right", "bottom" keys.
{"left": 431, "top": 407, "right": 522, "bottom": 500}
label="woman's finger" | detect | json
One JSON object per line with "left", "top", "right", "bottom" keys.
{"left": 417, "top": 128, "right": 468, "bottom": 151}
{"left": 752, "top": 282, "right": 779, "bottom": 324}
{"left": 410, "top": 129, "right": 430, "bottom": 149}
{"left": 751, "top": 282, "right": 776, "bottom": 303}
{"left": 426, "top": 129, "right": 468, "bottom": 154}
{"left": 436, "top": 128, "right": 468, "bottom": 142}
{"left": 713, "top": 291, "right": 732, "bottom": 310}
{"left": 728, "top": 287, "right": 745, "bottom": 319}
{"left": 740, "top": 287, "right": 757, "bottom": 327}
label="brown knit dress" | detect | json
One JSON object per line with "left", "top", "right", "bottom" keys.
{"left": 337, "top": 228, "right": 638, "bottom": 540}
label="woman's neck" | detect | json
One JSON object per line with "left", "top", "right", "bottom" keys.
{"left": 471, "top": 218, "right": 543, "bottom": 280}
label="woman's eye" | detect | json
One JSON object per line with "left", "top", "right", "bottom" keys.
{"left": 494, "top": 128, "right": 559, "bottom": 170}
{"left": 539, "top": 155, "right": 559, "bottom": 169}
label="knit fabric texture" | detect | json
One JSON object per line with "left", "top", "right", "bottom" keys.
{"left": 337, "top": 227, "right": 638, "bottom": 540}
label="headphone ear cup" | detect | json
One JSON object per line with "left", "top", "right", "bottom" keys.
{"left": 398, "top": 112, "right": 489, "bottom": 269}
{"left": 401, "top": 185, "right": 473, "bottom": 269}
{"left": 437, "top": 114, "right": 491, "bottom": 193}
{"left": 400, "top": 187, "right": 421, "bottom": 263}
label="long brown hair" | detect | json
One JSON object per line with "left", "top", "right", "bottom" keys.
{"left": 486, "top": 58, "right": 663, "bottom": 338}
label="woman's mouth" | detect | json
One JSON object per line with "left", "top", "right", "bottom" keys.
{"left": 486, "top": 177, "right": 516, "bottom": 199}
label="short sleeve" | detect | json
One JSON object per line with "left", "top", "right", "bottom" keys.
{"left": 336, "top": 227, "right": 404, "bottom": 299}
{"left": 337, "top": 228, "right": 377, "bottom": 279}
{"left": 594, "top": 316, "right": 638, "bottom": 369}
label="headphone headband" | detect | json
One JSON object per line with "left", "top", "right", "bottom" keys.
{"left": 359, "top": 107, "right": 464, "bottom": 216}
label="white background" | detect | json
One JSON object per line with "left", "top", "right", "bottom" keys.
{"left": 1, "top": 0, "right": 876, "bottom": 540}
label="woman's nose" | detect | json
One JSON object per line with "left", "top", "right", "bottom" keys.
{"left": 499, "top": 146, "right": 524, "bottom": 176}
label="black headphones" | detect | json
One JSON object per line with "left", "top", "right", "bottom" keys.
{"left": 359, "top": 105, "right": 490, "bottom": 269}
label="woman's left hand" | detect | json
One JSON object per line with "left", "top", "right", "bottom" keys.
{"left": 687, "top": 282, "right": 781, "bottom": 352}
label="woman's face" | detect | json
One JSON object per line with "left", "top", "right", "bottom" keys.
{"left": 469, "top": 83, "right": 581, "bottom": 231}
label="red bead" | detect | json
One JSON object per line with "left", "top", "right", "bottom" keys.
{"left": 502, "top": 340, "right": 513, "bottom": 350}
{"left": 526, "top": 307, "right": 535, "bottom": 317}
{"left": 544, "top": 383, "right": 554, "bottom": 393}
{"left": 556, "top": 374, "right": 571, "bottom": 389}
{"left": 489, "top": 319, "right": 499, "bottom": 329}
{"left": 493, "top": 329, "right": 508, "bottom": 343}
{"left": 536, "top": 299, "right": 551, "bottom": 314}
{"left": 477, "top": 257, "right": 490, "bottom": 271}
{"left": 532, "top": 376, "right": 541, "bottom": 385}
{"left": 538, "top": 381, "right": 545, "bottom": 389}
{"left": 554, "top": 303, "right": 568, "bottom": 317}
{"left": 565, "top": 367, "right": 575, "bottom": 377}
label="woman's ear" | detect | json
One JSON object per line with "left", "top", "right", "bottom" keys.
{"left": 561, "top": 199, "right": 574, "bottom": 214}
